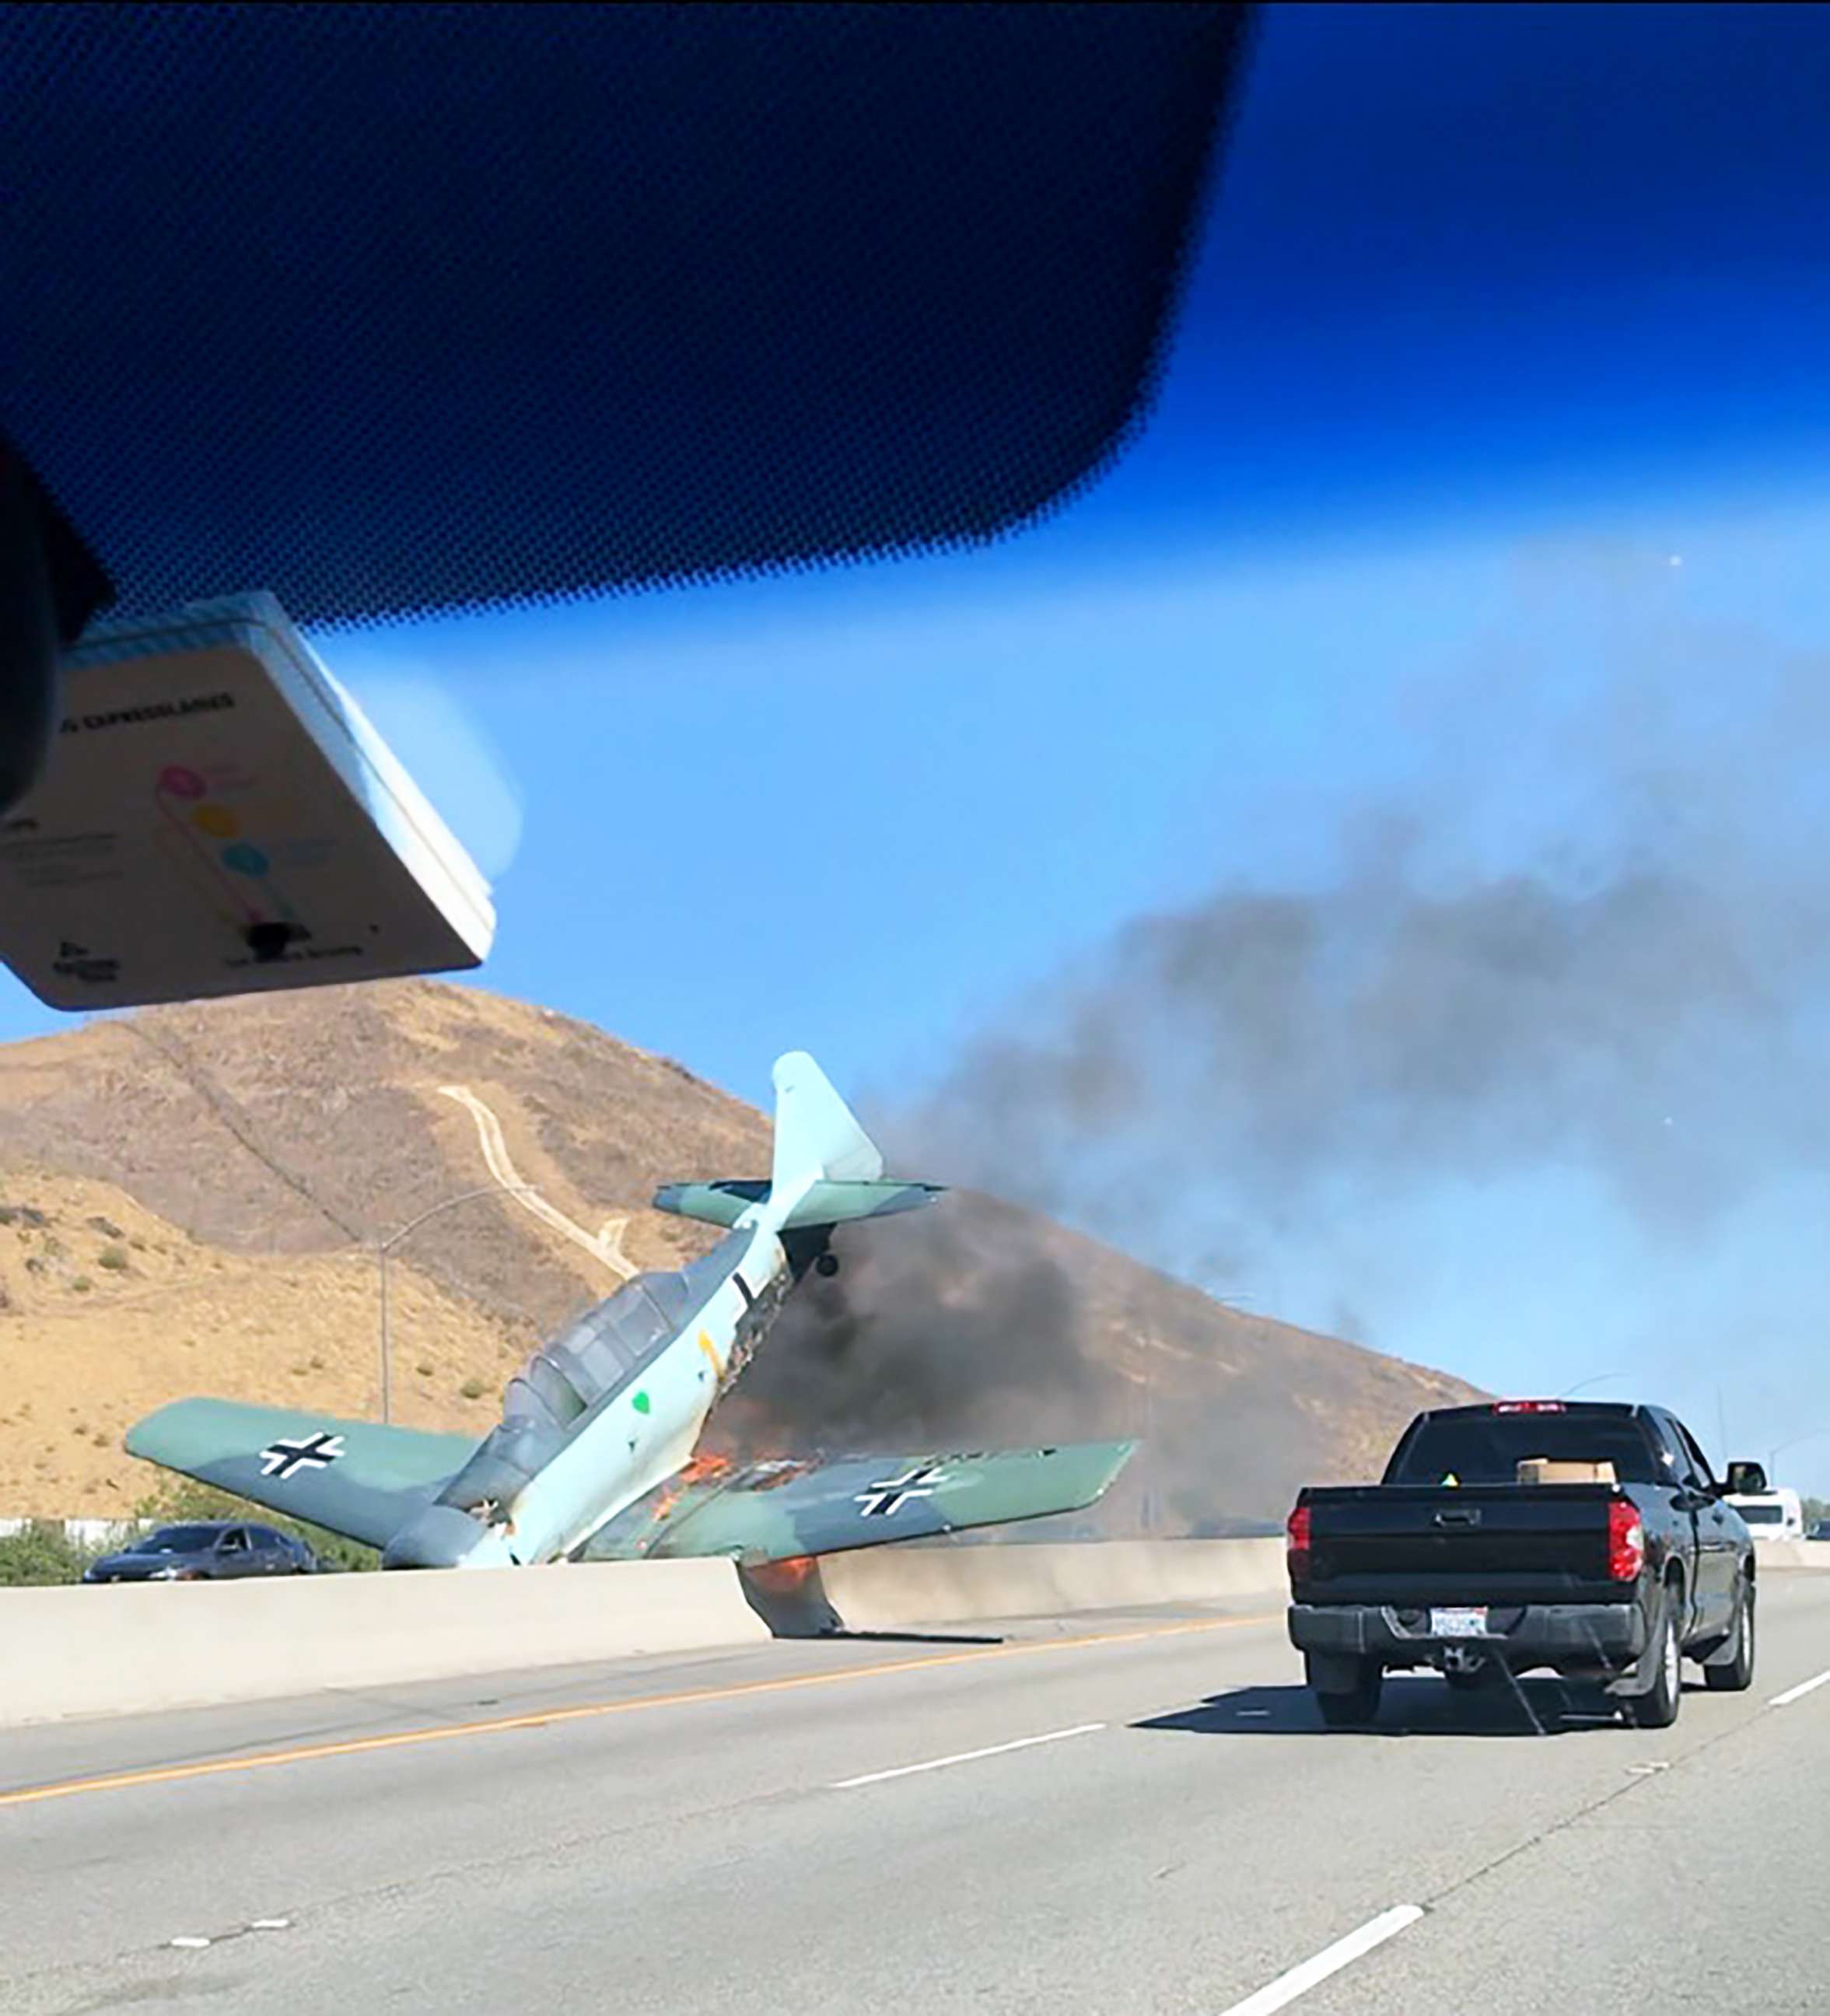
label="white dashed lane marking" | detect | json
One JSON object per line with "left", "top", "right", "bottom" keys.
{"left": 831, "top": 1721, "right": 1105, "bottom": 1790}
{"left": 1215, "top": 1906, "right": 1426, "bottom": 2016}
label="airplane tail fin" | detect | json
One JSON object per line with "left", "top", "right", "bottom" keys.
{"left": 651, "top": 1050, "right": 942, "bottom": 1231}
{"left": 770, "top": 1049, "right": 881, "bottom": 1191}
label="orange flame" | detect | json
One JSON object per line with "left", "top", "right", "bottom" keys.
{"left": 643, "top": 1447, "right": 737, "bottom": 1542}
{"left": 747, "top": 1553, "right": 818, "bottom": 1592}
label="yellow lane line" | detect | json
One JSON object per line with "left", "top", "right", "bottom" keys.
{"left": 0, "top": 1612, "right": 1277, "bottom": 1811}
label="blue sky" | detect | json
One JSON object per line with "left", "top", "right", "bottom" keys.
{"left": 9, "top": 4, "right": 1830, "bottom": 1487}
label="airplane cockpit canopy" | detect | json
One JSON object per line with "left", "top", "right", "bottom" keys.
{"left": 562, "top": 1272, "right": 689, "bottom": 1375}
{"left": 440, "top": 1233, "right": 750, "bottom": 1515}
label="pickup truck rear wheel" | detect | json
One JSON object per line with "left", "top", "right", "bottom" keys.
{"left": 1703, "top": 1578, "right": 1755, "bottom": 1692}
{"left": 1308, "top": 1654, "right": 1383, "bottom": 1729}
{"left": 1626, "top": 1593, "right": 1682, "bottom": 1729}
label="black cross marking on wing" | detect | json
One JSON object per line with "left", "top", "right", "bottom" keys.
{"left": 854, "top": 1461, "right": 949, "bottom": 1518}
{"left": 258, "top": 1431, "right": 346, "bottom": 1480}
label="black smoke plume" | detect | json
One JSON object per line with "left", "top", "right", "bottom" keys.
{"left": 708, "top": 1199, "right": 1100, "bottom": 1454}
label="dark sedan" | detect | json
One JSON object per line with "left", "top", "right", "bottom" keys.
{"left": 82, "top": 1521, "right": 318, "bottom": 1583}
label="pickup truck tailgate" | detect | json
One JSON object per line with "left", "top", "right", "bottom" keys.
{"left": 1301, "top": 1484, "right": 1622, "bottom": 1604}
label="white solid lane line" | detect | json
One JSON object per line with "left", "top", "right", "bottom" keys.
{"left": 1216, "top": 1906, "right": 1426, "bottom": 2016}
{"left": 831, "top": 1721, "right": 1105, "bottom": 1790}
{"left": 1770, "top": 1665, "right": 1830, "bottom": 1707}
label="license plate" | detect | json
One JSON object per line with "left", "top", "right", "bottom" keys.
{"left": 1430, "top": 1606, "right": 1490, "bottom": 1637}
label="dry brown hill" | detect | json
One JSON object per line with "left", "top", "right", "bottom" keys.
{"left": 0, "top": 981, "right": 1482, "bottom": 1525}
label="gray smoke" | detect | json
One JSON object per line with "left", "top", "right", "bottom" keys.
{"left": 897, "top": 608, "right": 1830, "bottom": 1296}
{"left": 909, "top": 839, "right": 1830, "bottom": 1265}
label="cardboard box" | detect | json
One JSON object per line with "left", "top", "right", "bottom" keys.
{"left": 1517, "top": 1458, "right": 1618, "bottom": 1486}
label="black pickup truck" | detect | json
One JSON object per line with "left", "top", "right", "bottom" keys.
{"left": 1286, "top": 1400, "right": 1764, "bottom": 1729}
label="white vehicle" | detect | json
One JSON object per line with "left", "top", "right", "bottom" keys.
{"left": 1726, "top": 1486, "right": 1804, "bottom": 1542}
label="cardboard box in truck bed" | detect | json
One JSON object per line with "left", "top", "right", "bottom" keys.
{"left": 1517, "top": 1458, "right": 1618, "bottom": 1486}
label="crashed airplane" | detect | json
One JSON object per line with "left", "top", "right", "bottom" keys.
{"left": 127, "top": 1052, "right": 1133, "bottom": 1569}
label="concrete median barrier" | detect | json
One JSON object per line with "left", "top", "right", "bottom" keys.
{"left": 12, "top": 1532, "right": 1814, "bottom": 1728}
{"left": 0, "top": 1558, "right": 769, "bottom": 1727}
{"left": 819, "top": 1537, "right": 1288, "bottom": 1632}
{"left": 1754, "top": 1540, "right": 1830, "bottom": 1571}
{"left": 0, "top": 1538, "right": 1291, "bottom": 1727}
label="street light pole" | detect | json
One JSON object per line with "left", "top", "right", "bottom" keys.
{"left": 376, "top": 1185, "right": 537, "bottom": 1423}
{"left": 379, "top": 1237, "right": 390, "bottom": 1426}
{"left": 1767, "top": 1428, "right": 1830, "bottom": 1480}
{"left": 1559, "top": 1371, "right": 1627, "bottom": 1399}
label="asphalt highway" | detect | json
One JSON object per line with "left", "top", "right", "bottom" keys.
{"left": 4, "top": 1574, "right": 1828, "bottom": 2015}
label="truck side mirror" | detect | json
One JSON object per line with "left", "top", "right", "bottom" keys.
{"left": 1726, "top": 1460, "right": 1769, "bottom": 1496}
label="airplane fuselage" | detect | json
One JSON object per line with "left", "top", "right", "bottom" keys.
{"left": 383, "top": 1206, "right": 802, "bottom": 1570}
{"left": 500, "top": 1215, "right": 789, "bottom": 1565}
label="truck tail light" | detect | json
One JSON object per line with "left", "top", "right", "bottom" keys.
{"left": 1494, "top": 1400, "right": 1566, "bottom": 1414}
{"left": 1608, "top": 1497, "right": 1645, "bottom": 1580}
{"left": 1286, "top": 1503, "right": 1312, "bottom": 1580}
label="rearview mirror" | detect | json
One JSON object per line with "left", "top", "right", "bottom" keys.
{"left": 1726, "top": 1460, "right": 1769, "bottom": 1496}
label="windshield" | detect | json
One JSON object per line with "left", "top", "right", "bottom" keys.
{"left": 128, "top": 1526, "right": 219, "bottom": 1553}
{"left": 12, "top": 12, "right": 1830, "bottom": 2016}
{"left": 1386, "top": 1415, "right": 1666, "bottom": 1487}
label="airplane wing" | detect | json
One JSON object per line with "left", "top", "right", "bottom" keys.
{"left": 125, "top": 1399, "right": 477, "bottom": 1550}
{"left": 577, "top": 1440, "right": 1135, "bottom": 1566}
